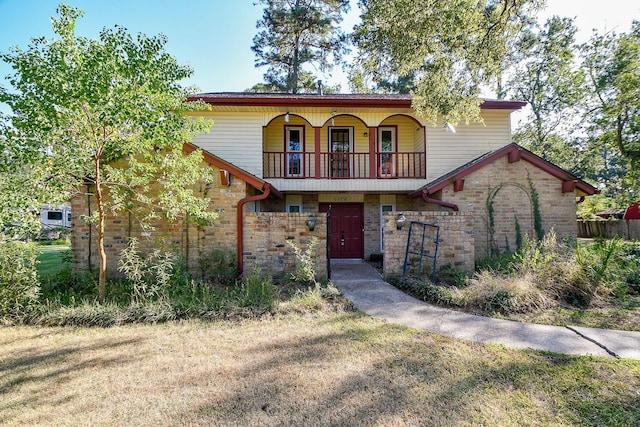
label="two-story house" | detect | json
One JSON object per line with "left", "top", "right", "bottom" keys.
{"left": 71, "top": 92, "right": 598, "bottom": 279}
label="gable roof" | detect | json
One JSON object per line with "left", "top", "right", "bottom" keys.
{"left": 183, "top": 142, "right": 282, "bottom": 198}
{"left": 188, "top": 92, "right": 527, "bottom": 111}
{"left": 408, "top": 143, "right": 599, "bottom": 198}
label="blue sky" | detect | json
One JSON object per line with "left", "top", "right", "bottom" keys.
{"left": 0, "top": 0, "right": 638, "bottom": 95}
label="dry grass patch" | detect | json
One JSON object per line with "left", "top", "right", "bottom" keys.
{"left": 1, "top": 313, "right": 639, "bottom": 426}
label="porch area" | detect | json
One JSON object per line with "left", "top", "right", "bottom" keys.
{"left": 262, "top": 112, "right": 427, "bottom": 181}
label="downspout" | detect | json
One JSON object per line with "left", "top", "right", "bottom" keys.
{"left": 237, "top": 183, "right": 273, "bottom": 277}
{"left": 422, "top": 192, "right": 459, "bottom": 212}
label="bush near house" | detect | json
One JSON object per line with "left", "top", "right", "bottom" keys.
{"left": 0, "top": 238, "right": 349, "bottom": 327}
{"left": 389, "top": 232, "right": 640, "bottom": 330}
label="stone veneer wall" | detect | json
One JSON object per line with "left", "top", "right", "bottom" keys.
{"left": 383, "top": 211, "right": 475, "bottom": 276}
{"left": 243, "top": 212, "right": 327, "bottom": 280}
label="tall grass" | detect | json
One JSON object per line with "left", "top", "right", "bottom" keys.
{"left": 391, "top": 232, "right": 640, "bottom": 316}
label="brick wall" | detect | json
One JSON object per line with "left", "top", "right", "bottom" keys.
{"left": 71, "top": 173, "right": 329, "bottom": 281}
{"left": 70, "top": 170, "right": 247, "bottom": 278}
{"left": 243, "top": 212, "right": 327, "bottom": 280}
{"left": 383, "top": 211, "right": 475, "bottom": 276}
{"left": 438, "top": 156, "right": 577, "bottom": 258}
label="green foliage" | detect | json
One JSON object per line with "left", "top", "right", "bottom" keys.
{"left": 437, "top": 264, "right": 469, "bottom": 287}
{"left": 251, "top": 0, "right": 349, "bottom": 93}
{"left": 512, "top": 231, "right": 557, "bottom": 274}
{"left": 579, "top": 22, "right": 640, "bottom": 203}
{"left": 388, "top": 275, "right": 456, "bottom": 306}
{"left": 514, "top": 215, "right": 523, "bottom": 250}
{"left": 508, "top": 17, "right": 585, "bottom": 157}
{"left": 118, "top": 238, "right": 180, "bottom": 304}
{"left": 238, "top": 269, "right": 276, "bottom": 311}
{"left": 0, "top": 4, "right": 216, "bottom": 300}
{"left": 198, "top": 244, "right": 237, "bottom": 284}
{"left": 0, "top": 240, "right": 40, "bottom": 317}
{"left": 351, "top": 0, "right": 543, "bottom": 124}
{"left": 286, "top": 237, "right": 319, "bottom": 284}
{"left": 475, "top": 252, "right": 516, "bottom": 274}
{"left": 527, "top": 174, "right": 544, "bottom": 240}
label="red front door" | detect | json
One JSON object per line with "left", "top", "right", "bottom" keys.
{"left": 319, "top": 203, "right": 364, "bottom": 259}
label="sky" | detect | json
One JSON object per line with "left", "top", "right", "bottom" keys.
{"left": 0, "top": 0, "right": 638, "bottom": 96}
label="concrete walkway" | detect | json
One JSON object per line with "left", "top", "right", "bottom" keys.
{"left": 330, "top": 259, "right": 640, "bottom": 360}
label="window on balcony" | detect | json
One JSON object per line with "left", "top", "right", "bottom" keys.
{"left": 378, "top": 127, "right": 396, "bottom": 177}
{"left": 286, "top": 126, "right": 304, "bottom": 177}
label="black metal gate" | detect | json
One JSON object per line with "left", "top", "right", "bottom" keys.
{"left": 402, "top": 221, "right": 440, "bottom": 283}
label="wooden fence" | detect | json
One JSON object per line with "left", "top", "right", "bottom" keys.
{"left": 578, "top": 220, "right": 640, "bottom": 240}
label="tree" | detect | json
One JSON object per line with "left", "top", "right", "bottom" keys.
{"left": 581, "top": 21, "right": 640, "bottom": 202}
{"left": 0, "top": 4, "right": 216, "bottom": 300}
{"left": 507, "top": 16, "right": 585, "bottom": 158}
{"left": 582, "top": 22, "right": 640, "bottom": 162}
{"left": 251, "top": 0, "right": 349, "bottom": 93}
{"left": 351, "top": 0, "right": 543, "bottom": 124}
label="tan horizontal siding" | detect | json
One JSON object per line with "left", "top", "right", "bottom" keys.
{"left": 191, "top": 112, "right": 264, "bottom": 176}
{"left": 425, "top": 111, "right": 512, "bottom": 181}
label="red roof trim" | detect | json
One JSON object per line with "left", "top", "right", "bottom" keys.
{"left": 182, "top": 143, "right": 282, "bottom": 198}
{"left": 188, "top": 93, "right": 527, "bottom": 111}
{"left": 408, "top": 143, "right": 599, "bottom": 198}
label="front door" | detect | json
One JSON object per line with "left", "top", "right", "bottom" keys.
{"left": 320, "top": 203, "right": 364, "bottom": 259}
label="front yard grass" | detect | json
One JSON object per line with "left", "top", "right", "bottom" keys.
{"left": 35, "top": 243, "right": 70, "bottom": 277}
{"left": 1, "top": 312, "right": 639, "bottom": 426}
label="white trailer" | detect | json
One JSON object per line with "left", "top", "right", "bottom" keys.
{"left": 40, "top": 205, "right": 72, "bottom": 228}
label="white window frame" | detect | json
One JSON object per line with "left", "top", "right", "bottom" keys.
{"left": 380, "top": 203, "right": 395, "bottom": 252}
{"left": 286, "top": 126, "right": 304, "bottom": 177}
{"left": 378, "top": 127, "right": 397, "bottom": 177}
{"left": 286, "top": 195, "right": 303, "bottom": 213}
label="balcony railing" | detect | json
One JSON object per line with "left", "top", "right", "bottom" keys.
{"left": 263, "top": 151, "right": 426, "bottom": 179}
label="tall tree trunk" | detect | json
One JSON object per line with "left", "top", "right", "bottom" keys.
{"left": 94, "top": 155, "right": 107, "bottom": 301}
{"left": 291, "top": 0, "right": 301, "bottom": 93}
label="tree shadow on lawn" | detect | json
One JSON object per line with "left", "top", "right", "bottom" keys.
{"left": 190, "top": 314, "right": 640, "bottom": 426}
{"left": 0, "top": 335, "right": 145, "bottom": 423}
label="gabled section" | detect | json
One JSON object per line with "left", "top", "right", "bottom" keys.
{"left": 183, "top": 142, "right": 282, "bottom": 198}
{"left": 408, "top": 143, "right": 599, "bottom": 199}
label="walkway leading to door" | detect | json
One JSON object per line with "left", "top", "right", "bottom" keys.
{"left": 330, "top": 259, "right": 640, "bottom": 360}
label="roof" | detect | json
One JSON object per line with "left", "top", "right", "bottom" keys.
{"left": 182, "top": 143, "right": 282, "bottom": 198}
{"left": 188, "top": 92, "right": 527, "bottom": 111}
{"left": 596, "top": 208, "right": 626, "bottom": 219}
{"left": 408, "top": 143, "right": 599, "bottom": 198}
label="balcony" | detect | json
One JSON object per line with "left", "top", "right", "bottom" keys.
{"left": 263, "top": 151, "right": 426, "bottom": 179}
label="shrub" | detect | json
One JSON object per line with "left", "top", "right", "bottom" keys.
{"left": 437, "top": 264, "right": 469, "bottom": 287}
{"left": 238, "top": 269, "right": 276, "bottom": 311}
{"left": 0, "top": 240, "right": 41, "bottom": 318}
{"left": 118, "top": 238, "right": 177, "bottom": 303}
{"left": 287, "top": 237, "right": 319, "bottom": 284}
{"left": 198, "top": 244, "right": 237, "bottom": 284}
{"left": 512, "top": 231, "right": 558, "bottom": 274}
{"left": 464, "top": 271, "right": 555, "bottom": 314}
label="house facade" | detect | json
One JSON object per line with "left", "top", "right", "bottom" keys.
{"left": 71, "top": 93, "right": 598, "bottom": 280}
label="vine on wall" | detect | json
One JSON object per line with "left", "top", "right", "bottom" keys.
{"left": 527, "top": 172, "right": 544, "bottom": 241}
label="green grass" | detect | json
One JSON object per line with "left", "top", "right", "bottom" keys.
{"left": 36, "top": 244, "right": 70, "bottom": 277}
{"left": 1, "top": 313, "right": 639, "bottom": 426}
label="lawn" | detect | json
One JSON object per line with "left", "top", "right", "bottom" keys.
{"left": 1, "top": 313, "right": 639, "bottom": 426}
{"left": 36, "top": 244, "right": 70, "bottom": 277}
